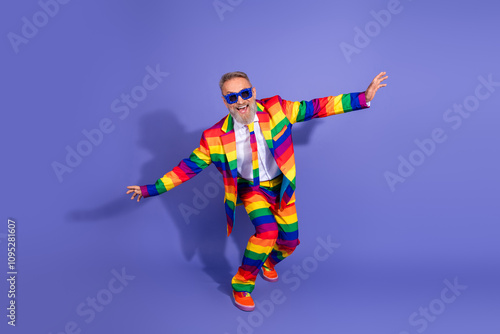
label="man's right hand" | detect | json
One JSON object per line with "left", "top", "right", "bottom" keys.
{"left": 365, "top": 71, "right": 388, "bottom": 103}
{"left": 126, "top": 186, "right": 143, "bottom": 202}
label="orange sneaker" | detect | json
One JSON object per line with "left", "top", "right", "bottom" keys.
{"left": 261, "top": 260, "right": 278, "bottom": 282}
{"left": 232, "top": 291, "right": 255, "bottom": 312}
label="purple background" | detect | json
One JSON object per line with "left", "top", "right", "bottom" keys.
{"left": 1, "top": 0, "right": 499, "bottom": 333}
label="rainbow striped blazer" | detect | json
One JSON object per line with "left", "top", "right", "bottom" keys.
{"left": 140, "top": 92, "right": 369, "bottom": 236}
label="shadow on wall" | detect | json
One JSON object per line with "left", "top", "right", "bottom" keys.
{"left": 67, "top": 109, "right": 319, "bottom": 296}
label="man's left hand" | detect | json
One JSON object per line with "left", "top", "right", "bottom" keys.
{"left": 365, "top": 72, "right": 388, "bottom": 103}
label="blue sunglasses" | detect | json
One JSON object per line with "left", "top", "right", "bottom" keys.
{"left": 223, "top": 87, "right": 253, "bottom": 104}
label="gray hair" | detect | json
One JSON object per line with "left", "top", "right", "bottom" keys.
{"left": 219, "top": 71, "right": 251, "bottom": 92}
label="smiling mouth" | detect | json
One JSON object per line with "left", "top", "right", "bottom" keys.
{"left": 236, "top": 105, "right": 249, "bottom": 113}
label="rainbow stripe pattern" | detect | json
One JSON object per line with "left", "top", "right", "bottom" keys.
{"left": 231, "top": 178, "right": 299, "bottom": 293}
{"left": 139, "top": 92, "right": 369, "bottom": 236}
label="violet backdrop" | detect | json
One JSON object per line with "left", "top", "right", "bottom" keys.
{"left": 1, "top": 0, "right": 499, "bottom": 333}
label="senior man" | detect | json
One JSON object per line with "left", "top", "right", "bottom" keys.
{"left": 127, "top": 71, "right": 388, "bottom": 311}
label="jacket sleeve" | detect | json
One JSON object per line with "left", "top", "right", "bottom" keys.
{"left": 281, "top": 91, "right": 369, "bottom": 125}
{"left": 140, "top": 131, "right": 212, "bottom": 198}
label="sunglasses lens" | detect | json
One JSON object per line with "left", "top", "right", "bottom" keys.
{"left": 241, "top": 90, "right": 250, "bottom": 99}
{"left": 228, "top": 94, "right": 238, "bottom": 103}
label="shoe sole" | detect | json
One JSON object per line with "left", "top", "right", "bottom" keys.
{"left": 261, "top": 271, "right": 278, "bottom": 282}
{"left": 234, "top": 300, "right": 255, "bottom": 312}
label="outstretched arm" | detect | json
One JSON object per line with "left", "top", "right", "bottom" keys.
{"left": 126, "top": 132, "right": 212, "bottom": 202}
{"left": 279, "top": 71, "right": 388, "bottom": 124}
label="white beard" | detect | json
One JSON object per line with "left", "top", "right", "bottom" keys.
{"left": 230, "top": 102, "right": 257, "bottom": 125}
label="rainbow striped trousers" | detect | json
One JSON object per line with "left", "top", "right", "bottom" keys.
{"left": 231, "top": 176, "right": 300, "bottom": 293}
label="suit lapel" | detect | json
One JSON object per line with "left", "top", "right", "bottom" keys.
{"left": 220, "top": 114, "right": 238, "bottom": 178}
{"left": 256, "top": 102, "right": 274, "bottom": 152}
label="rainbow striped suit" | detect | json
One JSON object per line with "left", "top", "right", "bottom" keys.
{"left": 140, "top": 92, "right": 369, "bottom": 236}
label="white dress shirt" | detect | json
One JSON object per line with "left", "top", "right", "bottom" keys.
{"left": 233, "top": 114, "right": 282, "bottom": 181}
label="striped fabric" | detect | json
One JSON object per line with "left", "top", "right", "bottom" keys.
{"left": 139, "top": 92, "right": 369, "bottom": 236}
{"left": 246, "top": 122, "right": 260, "bottom": 187}
{"left": 231, "top": 178, "right": 299, "bottom": 293}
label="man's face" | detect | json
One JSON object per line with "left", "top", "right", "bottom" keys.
{"left": 221, "top": 77, "right": 257, "bottom": 125}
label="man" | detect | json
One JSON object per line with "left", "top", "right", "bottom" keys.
{"left": 126, "top": 71, "right": 388, "bottom": 311}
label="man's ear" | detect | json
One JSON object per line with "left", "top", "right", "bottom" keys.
{"left": 252, "top": 87, "right": 256, "bottom": 99}
{"left": 221, "top": 95, "right": 229, "bottom": 108}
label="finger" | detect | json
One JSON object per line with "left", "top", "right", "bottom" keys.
{"left": 376, "top": 72, "right": 388, "bottom": 82}
{"left": 376, "top": 75, "right": 388, "bottom": 84}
